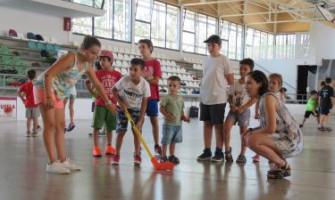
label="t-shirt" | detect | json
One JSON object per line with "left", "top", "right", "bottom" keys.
{"left": 200, "top": 54, "right": 233, "bottom": 105}
{"left": 160, "top": 94, "right": 184, "bottom": 126}
{"left": 318, "top": 85, "right": 334, "bottom": 109}
{"left": 95, "top": 70, "right": 122, "bottom": 106}
{"left": 114, "top": 76, "right": 151, "bottom": 109}
{"left": 18, "top": 81, "right": 37, "bottom": 108}
{"left": 228, "top": 80, "right": 249, "bottom": 107}
{"left": 306, "top": 98, "right": 318, "bottom": 112}
{"left": 142, "top": 59, "right": 161, "bottom": 101}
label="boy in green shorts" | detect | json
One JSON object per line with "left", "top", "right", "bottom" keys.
{"left": 299, "top": 90, "right": 319, "bottom": 128}
{"left": 86, "top": 50, "right": 122, "bottom": 157}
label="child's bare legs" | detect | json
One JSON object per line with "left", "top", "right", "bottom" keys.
{"left": 68, "top": 98, "right": 75, "bottom": 125}
{"left": 150, "top": 116, "right": 160, "bottom": 145}
{"left": 162, "top": 144, "right": 168, "bottom": 157}
{"left": 214, "top": 123, "right": 224, "bottom": 149}
{"left": 115, "top": 131, "right": 126, "bottom": 155}
{"left": 239, "top": 126, "right": 248, "bottom": 156}
{"left": 224, "top": 119, "right": 234, "bottom": 152}
{"left": 33, "top": 117, "right": 38, "bottom": 132}
{"left": 54, "top": 108, "right": 66, "bottom": 162}
{"left": 169, "top": 143, "right": 176, "bottom": 156}
{"left": 106, "top": 130, "right": 112, "bottom": 146}
{"left": 26, "top": 117, "right": 32, "bottom": 134}
{"left": 203, "top": 121, "right": 213, "bottom": 148}
{"left": 93, "top": 128, "right": 100, "bottom": 147}
{"left": 300, "top": 117, "right": 307, "bottom": 126}
{"left": 39, "top": 105, "right": 66, "bottom": 163}
{"left": 132, "top": 129, "right": 141, "bottom": 155}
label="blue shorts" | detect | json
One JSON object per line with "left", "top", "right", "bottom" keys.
{"left": 146, "top": 99, "right": 158, "bottom": 117}
{"left": 161, "top": 124, "right": 182, "bottom": 145}
{"left": 226, "top": 109, "right": 251, "bottom": 127}
{"left": 116, "top": 108, "right": 141, "bottom": 133}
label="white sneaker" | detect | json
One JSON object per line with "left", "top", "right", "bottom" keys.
{"left": 62, "top": 158, "right": 81, "bottom": 171}
{"left": 46, "top": 161, "right": 70, "bottom": 174}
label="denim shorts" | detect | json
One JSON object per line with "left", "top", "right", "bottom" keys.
{"left": 116, "top": 108, "right": 141, "bottom": 133}
{"left": 161, "top": 124, "right": 182, "bottom": 145}
{"left": 226, "top": 109, "right": 251, "bottom": 127}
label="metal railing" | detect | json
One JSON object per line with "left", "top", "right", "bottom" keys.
{"left": 62, "top": 0, "right": 105, "bottom": 9}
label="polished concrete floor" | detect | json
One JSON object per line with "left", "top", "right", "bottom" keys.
{"left": 1, "top": 114, "right": 335, "bottom": 200}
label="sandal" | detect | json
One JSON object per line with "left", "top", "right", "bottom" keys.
{"left": 26, "top": 132, "right": 31, "bottom": 137}
{"left": 168, "top": 155, "right": 180, "bottom": 164}
{"left": 225, "top": 147, "right": 233, "bottom": 163}
{"left": 236, "top": 155, "right": 247, "bottom": 164}
{"left": 267, "top": 161, "right": 291, "bottom": 179}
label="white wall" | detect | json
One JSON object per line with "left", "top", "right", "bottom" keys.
{"left": 255, "top": 58, "right": 315, "bottom": 95}
{"left": 0, "top": 6, "right": 69, "bottom": 44}
{"left": 312, "top": 22, "right": 335, "bottom": 65}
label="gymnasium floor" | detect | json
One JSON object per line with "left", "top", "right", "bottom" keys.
{"left": 1, "top": 114, "right": 335, "bottom": 200}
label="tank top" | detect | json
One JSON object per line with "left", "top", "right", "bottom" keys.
{"left": 34, "top": 53, "right": 88, "bottom": 99}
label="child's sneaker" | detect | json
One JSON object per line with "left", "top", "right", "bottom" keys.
{"left": 154, "top": 144, "right": 162, "bottom": 155}
{"left": 26, "top": 132, "right": 31, "bottom": 137}
{"left": 299, "top": 124, "right": 303, "bottom": 128}
{"left": 62, "top": 158, "right": 81, "bottom": 171}
{"left": 134, "top": 154, "right": 141, "bottom": 166}
{"left": 318, "top": 126, "right": 326, "bottom": 131}
{"left": 197, "top": 151, "right": 212, "bottom": 161}
{"left": 252, "top": 154, "right": 260, "bottom": 162}
{"left": 32, "top": 132, "right": 38, "bottom": 137}
{"left": 66, "top": 123, "right": 75, "bottom": 132}
{"left": 105, "top": 145, "right": 115, "bottom": 155}
{"left": 37, "top": 125, "right": 42, "bottom": 132}
{"left": 168, "top": 155, "right": 180, "bottom": 164}
{"left": 112, "top": 155, "right": 120, "bottom": 165}
{"left": 46, "top": 161, "right": 70, "bottom": 174}
{"left": 93, "top": 147, "right": 102, "bottom": 157}
{"left": 160, "top": 156, "right": 168, "bottom": 163}
{"left": 211, "top": 152, "right": 224, "bottom": 162}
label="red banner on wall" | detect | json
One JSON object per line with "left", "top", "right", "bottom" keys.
{"left": 0, "top": 97, "right": 17, "bottom": 120}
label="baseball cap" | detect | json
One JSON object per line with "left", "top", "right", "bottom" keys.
{"left": 99, "top": 50, "right": 114, "bottom": 61}
{"left": 204, "top": 35, "right": 222, "bottom": 45}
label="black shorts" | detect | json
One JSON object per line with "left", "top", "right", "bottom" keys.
{"left": 200, "top": 103, "right": 226, "bottom": 124}
{"left": 320, "top": 108, "right": 330, "bottom": 115}
{"left": 304, "top": 111, "right": 318, "bottom": 118}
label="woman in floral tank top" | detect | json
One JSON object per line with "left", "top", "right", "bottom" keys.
{"left": 242, "top": 70, "right": 303, "bottom": 179}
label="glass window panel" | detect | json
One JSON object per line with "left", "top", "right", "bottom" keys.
{"left": 220, "top": 40, "right": 228, "bottom": 56}
{"left": 72, "top": 17, "right": 93, "bottom": 35}
{"left": 94, "top": 0, "right": 112, "bottom": 39}
{"left": 166, "top": 5, "right": 179, "bottom": 50}
{"left": 135, "top": 21, "right": 150, "bottom": 42}
{"left": 114, "top": 0, "right": 131, "bottom": 41}
{"left": 151, "top": 1, "right": 166, "bottom": 48}
{"left": 221, "top": 21, "right": 229, "bottom": 40}
{"left": 183, "top": 10, "right": 195, "bottom": 32}
{"left": 136, "top": 0, "right": 151, "bottom": 22}
{"left": 183, "top": 32, "right": 195, "bottom": 52}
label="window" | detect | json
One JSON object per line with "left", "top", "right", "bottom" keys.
{"left": 183, "top": 10, "right": 218, "bottom": 54}
{"left": 220, "top": 20, "right": 243, "bottom": 59}
{"left": 72, "top": 0, "right": 131, "bottom": 42}
{"left": 135, "top": 0, "right": 180, "bottom": 49}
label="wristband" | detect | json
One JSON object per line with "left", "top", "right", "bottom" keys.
{"left": 105, "top": 100, "right": 112, "bottom": 105}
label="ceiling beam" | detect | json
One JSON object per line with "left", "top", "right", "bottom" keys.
{"left": 220, "top": 8, "right": 315, "bottom": 17}
{"left": 183, "top": 0, "right": 243, "bottom": 6}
